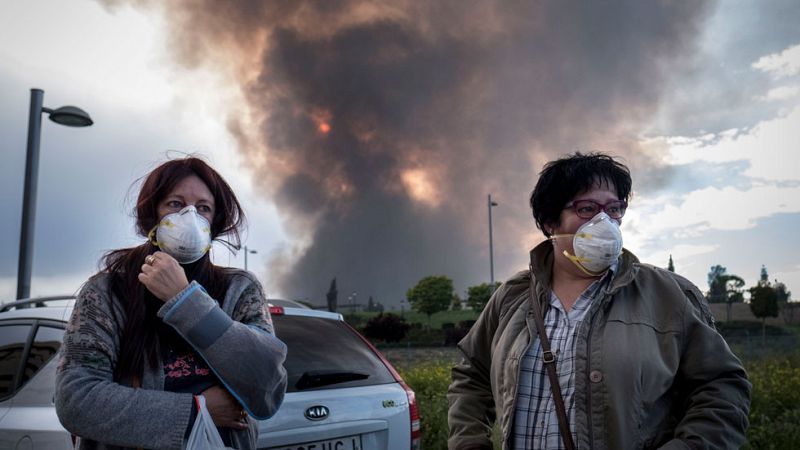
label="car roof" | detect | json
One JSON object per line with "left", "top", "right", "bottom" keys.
{"left": 266, "top": 298, "right": 311, "bottom": 309}
{"left": 0, "top": 297, "right": 343, "bottom": 322}
{"left": 0, "top": 303, "right": 74, "bottom": 322}
{"left": 272, "top": 305, "right": 344, "bottom": 321}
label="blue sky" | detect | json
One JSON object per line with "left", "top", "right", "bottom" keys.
{"left": 0, "top": 0, "right": 798, "bottom": 307}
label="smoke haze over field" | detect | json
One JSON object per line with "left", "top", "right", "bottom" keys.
{"left": 102, "top": 0, "right": 714, "bottom": 305}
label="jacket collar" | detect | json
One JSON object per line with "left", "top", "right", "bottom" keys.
{"left": 528, "top": 240, "right": 640, "bottom": 296}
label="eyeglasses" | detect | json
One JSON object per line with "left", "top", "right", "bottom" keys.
{"left": 564, "top": 199, "right": 627, "bottom": 219}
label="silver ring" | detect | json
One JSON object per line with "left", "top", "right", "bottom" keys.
{"left": 145, "top": 255, "right": 156, "bottom": 265}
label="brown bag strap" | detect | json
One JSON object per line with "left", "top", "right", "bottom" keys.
{"left": 528, "top": 262, "right": 576, "bottom": 450}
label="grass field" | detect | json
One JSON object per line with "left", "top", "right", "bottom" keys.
{"left": 380, "top": 346, "right": 462, "bottom": 372}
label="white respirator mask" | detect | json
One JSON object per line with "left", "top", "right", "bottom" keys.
{"left": 148, "top": 205, "right": 212, "bottom": 264}
{"left": 551, "top": 212, "right": 623, "bottom": 276}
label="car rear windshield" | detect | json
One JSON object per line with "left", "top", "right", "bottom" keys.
{"left": 273, "top": 315, "right": 396, "bottom": 393}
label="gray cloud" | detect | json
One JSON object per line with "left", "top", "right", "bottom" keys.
{"left": 651, "top": 0, "right": 800, "bottom": 136}
{"left": 635, "top": 160, "right": 752, "bottom": 196}
{"left": 640, "top": 212, "right": 800, "bottom": 292}
{"left": 109, "top": 0, "right": 717, "bottom": 306}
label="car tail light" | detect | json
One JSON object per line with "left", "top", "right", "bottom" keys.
{"left": 401, "top": 380, "right": 422, "bottom": 449}
{"left": 345, "top": 322, "right": 422, "bottom": 449}
{"left": 268, "top": 305, "right": 284, "bottom": 315}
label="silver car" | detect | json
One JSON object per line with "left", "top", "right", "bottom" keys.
{"left": 0, "top": 298, "right": 421, "bottom": 449}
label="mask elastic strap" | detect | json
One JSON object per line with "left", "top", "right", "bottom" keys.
{"left": 550, "top": 233, "right": 605, "bottom": 276}
{"left": 147, "top": 224, "right": 160, "bottom": 247}
{"left": 561, "top": 250, "right": 607, "bottom": 277}
{"left": 550, "top": 232, "right": 593, "bottom": 240}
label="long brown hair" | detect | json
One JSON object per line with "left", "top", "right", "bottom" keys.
{"left": 101, "top": 157, "right": 246, "bottom": 380}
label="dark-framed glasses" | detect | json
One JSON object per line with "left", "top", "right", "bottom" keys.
{"left": 564, "top": 199, "right": 627, "bottom": 219}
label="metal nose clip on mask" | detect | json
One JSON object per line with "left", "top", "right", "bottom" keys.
{"left": 550, "top": 212, "right": 623, "bottom": 276}
{"left": 148, "top": 205, "right": 212, "bottom": 264}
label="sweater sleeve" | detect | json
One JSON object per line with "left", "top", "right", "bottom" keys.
{"left": 55, "top": 278, "right": 195, "bottom": 450}
{"left": 157, "top": 276, "right": 288, "bottom": 420}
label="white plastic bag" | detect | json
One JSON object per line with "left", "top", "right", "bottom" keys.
{"left": 186, "top": 395, "right": 234, "bottom": 450}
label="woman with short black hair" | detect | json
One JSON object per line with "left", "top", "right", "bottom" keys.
{"left": 448, "top": 152, "right": 750, "bottom": 449}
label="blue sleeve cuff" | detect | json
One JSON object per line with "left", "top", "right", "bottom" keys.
{"left": 163, "top": 281, "right": 207, "bottom": 320}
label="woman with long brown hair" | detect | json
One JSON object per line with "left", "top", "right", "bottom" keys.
{"left": 56, "top": 156, "right": 287, "bottom": 450}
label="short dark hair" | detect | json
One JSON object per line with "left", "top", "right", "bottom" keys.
{"left": 530, "top": 152, "right": 631, "bottom": 237}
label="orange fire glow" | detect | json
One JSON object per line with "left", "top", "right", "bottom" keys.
{"left": 318, "top": 122, "right": 331, "bottom": 134}
{"left": 400, "top": 169, "right": 440, "bottom": 207}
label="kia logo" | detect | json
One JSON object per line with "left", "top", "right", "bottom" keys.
{"left": 304, "top": 405, "right": 329, "bottom": 421}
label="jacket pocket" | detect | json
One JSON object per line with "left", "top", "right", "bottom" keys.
{"left": 602, "top": 319, "right": 682, "bottom": 447}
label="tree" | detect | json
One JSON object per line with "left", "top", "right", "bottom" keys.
{"left": 707, "top": 265, "right": 727, "bottom": 303}
{"left": 362, "top": 313, "right": 410, "bottom": 343}
{"left": 326, "top": 278, "right": 338, "bottom": 312}
{"left": 707, "top": 265, "right": 744, "bottom": 322}
{"left": 749, "top": 278, "right": 779, "bottom": 346}
{"left": 451, "top": 293, "right": 462, "bottom": 311}
{"left": 774, "top": 281, "right": 790, "bottom": 303}
{"left": 667, "top": 255, "right": 675, "bottom": 272}
{"left": 407, "top": 275, "right": 454, "bottom": 325}
{"left": 774, "top": 280, "right": 793, "bottom": 325}
{"left": 467, "top": 282, "right": 501, "bottom": 312}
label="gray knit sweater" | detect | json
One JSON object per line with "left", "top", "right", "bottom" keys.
{"left": 55, "top": 268, "right": 287, "bottom": 450}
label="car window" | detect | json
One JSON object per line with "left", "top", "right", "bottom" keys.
{"left": 273, "top": 315, "right": 396, "bottom": 393}
{"left": 0, "top": 324, "right": 32, "bottom": 399}
{"left": 21, "top": 325, "right": 64, "bottom": 385}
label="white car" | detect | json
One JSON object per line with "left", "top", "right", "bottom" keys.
{"left": 0, "top": 297, "right": 421, "bottom": 450}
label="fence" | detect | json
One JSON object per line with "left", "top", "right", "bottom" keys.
{"left": 709, "top": 302, "right": 800, "bottom": 326}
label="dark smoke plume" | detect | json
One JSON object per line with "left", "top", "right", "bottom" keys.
{"left": 102, "top": 0, "right": 715, "bottom": 306}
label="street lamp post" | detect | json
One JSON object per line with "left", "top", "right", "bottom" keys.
{"left": 243, "top": 246, "right": 258, "bottom": 271}
{"left": 16, "top": 88, "right": 93, "bottom": 300}
{"left": 488, "top": 194, "right": 499, "bottom": 293}
{"left": 347, "top": 291, "right": 357, "bottom": 313}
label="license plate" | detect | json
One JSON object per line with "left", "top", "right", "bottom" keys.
{"left": 268, "top": 435, "right": 362, "bottom": 450}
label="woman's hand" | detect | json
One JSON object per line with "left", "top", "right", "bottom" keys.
{"left": 201, "top": 385, "right": 248, "bottom": 430}
{"left": 138, "top": 251, "right": 189, "bottom": 302}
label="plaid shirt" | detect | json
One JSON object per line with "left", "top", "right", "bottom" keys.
{"left": 512, "top": 270, "right": 613, "bottom": 449}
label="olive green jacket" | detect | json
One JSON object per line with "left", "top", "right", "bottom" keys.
{"left": 447, "top": 243, "right": 750, "bottom": 449}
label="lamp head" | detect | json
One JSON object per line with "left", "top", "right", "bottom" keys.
{"left": 46, "top": 106, "right": 93, "bottom": 127}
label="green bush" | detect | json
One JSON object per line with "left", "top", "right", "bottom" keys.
{"left": 344, "top": 309, "right": 481, "bottom": 332}
{"left": 400, "top": 363, "right": 452, "bottom": 450}
{"left": 744, "top": 355, "right": 800, "bottom": 449}
{"left": 362, "top": 313, "right": 410, "bottom": 343}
